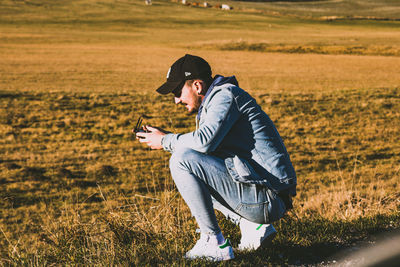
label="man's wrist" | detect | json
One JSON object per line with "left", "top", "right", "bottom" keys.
{"left": 161, "top": 133, "right": 174, "bottom": 152}
{"left": 161, "top": 134, "right": 169, "bottom": 150}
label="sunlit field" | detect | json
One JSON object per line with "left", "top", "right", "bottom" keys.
{"left": 1, "top": 0, "right": 399, "bottom": 265}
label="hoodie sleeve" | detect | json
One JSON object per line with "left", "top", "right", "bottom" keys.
{"left": 162, "top": 88, "right": 240, "bottom": 153}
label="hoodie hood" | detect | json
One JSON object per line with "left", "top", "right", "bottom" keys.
{"left": 197, "top": 75, "right": 239, "bottom": 120}
{"left": 212, "top": 75, "right": 239, "bottom": 88}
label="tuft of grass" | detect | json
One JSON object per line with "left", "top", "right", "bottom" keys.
{"left": 208, "top": 41, "right": 400, "bottom": 56}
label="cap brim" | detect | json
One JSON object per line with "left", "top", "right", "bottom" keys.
{"left": 156, "top": 81, "right": 183, "bottom": 95}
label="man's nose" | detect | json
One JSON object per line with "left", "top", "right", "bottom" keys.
{"left": 174, "top": 97, "right": 181, "bottom": 104}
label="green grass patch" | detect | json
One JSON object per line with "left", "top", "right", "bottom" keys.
{"left": 200, "top": 41, "right": 400, "bottom": 56}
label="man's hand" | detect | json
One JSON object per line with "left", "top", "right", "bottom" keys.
{"left": 135, "top": 125, "right": 169, "bottom": 150}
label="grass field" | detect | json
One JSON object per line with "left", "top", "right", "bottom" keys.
{"left": 1, "top": 0, "right": 400, "bottom": 265}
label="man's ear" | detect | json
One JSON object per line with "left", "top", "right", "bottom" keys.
{"left": 194, "top": 80, "right": 204, "bottom": 95}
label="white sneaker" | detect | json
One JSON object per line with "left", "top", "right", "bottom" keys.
{"left": 238, "top": 219, "right": 277, "bottom": 251}
{"left": 185, "top": 235, "right": 235, "bottom": 261}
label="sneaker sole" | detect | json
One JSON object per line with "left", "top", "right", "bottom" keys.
{"left": 185, "top": 254, "right": 235, "bottom": 262}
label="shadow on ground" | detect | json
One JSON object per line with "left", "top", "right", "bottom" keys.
{"left": 222, "top": 213, "right": 400, "bottom": 266}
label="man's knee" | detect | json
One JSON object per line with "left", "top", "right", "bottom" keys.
{"left": 169, "top": 148, "right": 202, "bottom": 173}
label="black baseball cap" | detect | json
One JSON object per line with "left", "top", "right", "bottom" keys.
{"left": 156, "top": 54, "right": 212, "bottom": 95}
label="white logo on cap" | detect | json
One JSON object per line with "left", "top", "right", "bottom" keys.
{"left": 185, "top": 72, "right": 191, "bottom": 77}
{"left": 166, "top": 68, "right": 171, "bottom": 79}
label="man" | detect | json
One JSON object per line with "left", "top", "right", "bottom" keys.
{"left": 135, "top": 54, "right": 297, "bottom": 261}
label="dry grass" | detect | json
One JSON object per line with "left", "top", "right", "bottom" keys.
{"left": 1, "top": 0, "right": 400, "bottom": 265}
{"left": 1, "top": 44, "right": 400, "bottom": 94}
{"left": 1, "top": 88, "right": 399, "bottom": 265}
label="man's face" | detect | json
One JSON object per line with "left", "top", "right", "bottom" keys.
{"left": 174, "top": 81, "right": 203, "bottom": 113}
